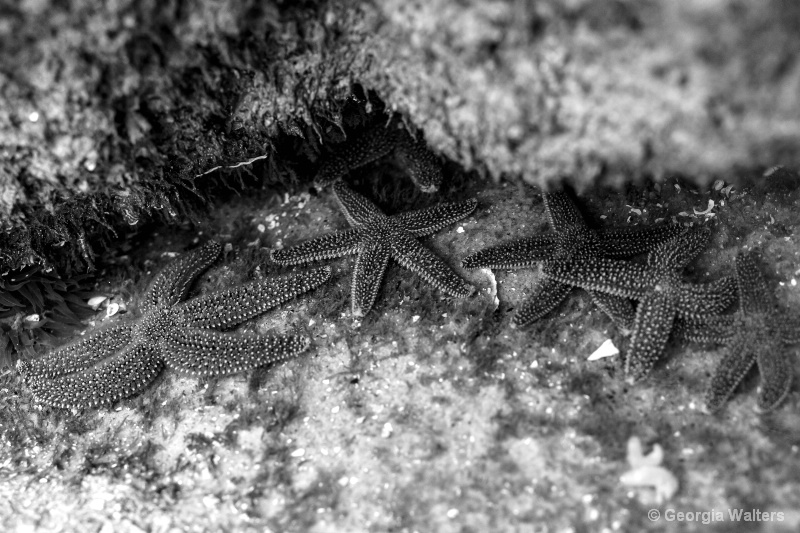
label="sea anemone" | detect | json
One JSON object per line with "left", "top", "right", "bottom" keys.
{"left": 0, "top": 265, "right": 93, "bottom": 369}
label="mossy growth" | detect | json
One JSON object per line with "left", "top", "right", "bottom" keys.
{"left": 0, "top": 1, "right": 380, "bottom": 276}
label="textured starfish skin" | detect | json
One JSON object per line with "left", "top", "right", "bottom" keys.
{"left": 314, "top": 117, "right": 442, "bottom": 193}
{"left": 681, "top": 252, "right": 799, "bottom": 412}
{"left": 17, "top": 241, "right": 331, "bottom": 408}
{"left": 461, "top": 191, "right": 684, "bottom": 328}
{"left": 545, "top": 226, "right": 736, "bottom": 380}
{"left": 271, "top": 181, "right": 475, "bottom": 316}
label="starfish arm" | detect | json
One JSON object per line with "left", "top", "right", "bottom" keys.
{"left": 543, "top": 256, "right": 655, "bottom": 299}
{"left": 333, "top": 181, "right": 386, "bottom": 227}
{"left": 674, "top": 277, "right": 737, "bottom": 319}
{"left": 778, "top": 316, "right": 800, "bottom": 344}
{"left": 270, "top": 229, "right": 364, "bottom": 265}
{"left": 625, "top": 292, "right": 677, "bottom": 380}
{"left": 512, "top": 279, "right": 572, "bottom": 327}
{"left": 176, "top": 267, "right": 332, "bottom": 329}
{"left": 341, "top": 123, "right": 402, "bottom": 168}
{"left": 314, "top": 123, "right": 401, "bottom": 189}
{"left": 705, "top": 334, "right": 757, "bottom": 413}
{"left": 542, "top": 192, "right": 587, "bottom": 233}
{"left": 351, "top": 234, "right": 392, "bottom": 317}
{"left": 735, "top": 252, "right": 775, "bottom": 313}
{"left": 18, "top": 343, "right": 163, "bottom": 409}
{"left": 588, "top": 291, "right": 636, "bottom": 329}
{"left": 597, "top": 224, "right": 685, "bottom": 258}
{"left": 389, "top": 230, "right": 473, "bottom": 299}
{"left": 675, "top": 315, "right": 736, "bottom": 344}
{"left": 462, "top": 235, "right": 555, "bottom": 270}
{"left": 755, "top": 342, "right": 793, "bottom": 412}
{"left": 394, "top": 199, "right": 477, "bottom": 237}
{"left": 141, "top": 241, "right": 222, "bottom": 313}
{"left": 395, "top": 135, "right": 443, "bottom": 193}
{"left": 647, "top": 226, "right": 709, "bottom": 271}
{"left": 20, "top": 323, "right": 134, "bottom": 380}
{"left": 313, "top": 155, "right": 348, "bottom": 189}
{"left": 162, "top": 328, "right": 309, "bottom": 376}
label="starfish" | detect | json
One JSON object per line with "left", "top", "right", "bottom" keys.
{"left": 271, "top": 181, "right": 475, "bottom": 316}
{"left": 681, "top": 251, "right": 800, "bottom": 412}
{"left": 16, "top": 241, "right": 331, "bottom": 409}
{"left": 314, "top": 116, "right": 442, "bottom": 193}
{"left": 461, "top": 190, "right": 684, "bottom": 328}
{"left": 544, "top": 226, "right": 736, "bottom": 380}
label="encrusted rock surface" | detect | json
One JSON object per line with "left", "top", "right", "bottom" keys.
{"left": 2, "top": 2, "right": 800, "bottom": 532}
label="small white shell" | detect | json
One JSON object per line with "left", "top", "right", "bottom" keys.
{"left": 627, "top": 436, "right": 664, "bottom": 468}
{"left": 480, "top": 268, "right": 499, "bottom": 310}
{"left": 588, "top": 339, "right": 619, "bottom": 361}
{"left": 87, "top": 296, "right": 108, "bottom": 310}
{"left": 620, "top": 465, "right": 679, "bottom": 504}
{"left": 621, "top": 436, "right": 678, "bottom": 504}
{"left": 693, "top": 199, "right": 715, "bottom": 215}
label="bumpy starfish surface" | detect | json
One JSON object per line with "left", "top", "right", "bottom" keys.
{"left": 544, "top": 226, "right": 736, "bottom": 380}
{"left": 681, "top": 252, "right": 799, "bottom": 412}
{"left": 314, "top": 116, "right": 442, "bottom": 193}
{"left": 461, "top": 191, "right": 683, "bottom": 328}
{"left": 271, "top": 181, "right": 475, "bottom": 316}
{"left": 16, "top": 241, "right": 331, "bottom": 409}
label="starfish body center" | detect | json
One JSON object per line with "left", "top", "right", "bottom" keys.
{"left": 742, "top": 312, "right": 766, "bottom": 330}
{"left": 651, "top": 271, "right": 683, "bottom": 299}
{"left": 554, "top": 226, "right": 600, "bottom": 259}
{"left": 132, "top": 307, "right": 175, "bottom": 345}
